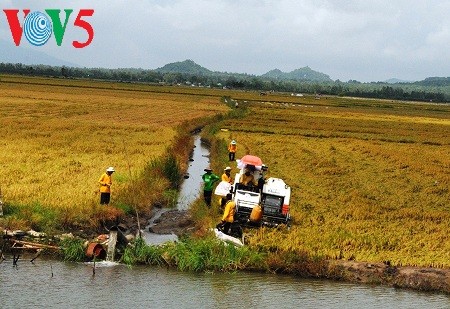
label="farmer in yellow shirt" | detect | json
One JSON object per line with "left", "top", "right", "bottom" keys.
{"left": 218, "top": 193, "right": 235, "bottom": 235}
{"left": 221, "top": 166, "right": 233, "bottom": 184}
{"left": 219, "top": 166, "right": 234, "bottom": 208}
{"left": 99, "top": 167, "right": 115, "bottom": 205}
{"left": 239, "top": 167, "right": 257, "bottom": 187}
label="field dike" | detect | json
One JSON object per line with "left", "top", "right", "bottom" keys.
{"left": 1, "top": 96, "right": 449, "bottom": 294}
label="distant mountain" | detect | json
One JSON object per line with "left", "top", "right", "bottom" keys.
{"left": 154, "top": 60, "right": 333, "bottom": 82}
{"left": 0, "top": 39, "right": 78, "bottom": 67}
{"left": 415, "top": 77, "right": 450, "bottom": 86}
{"left": 155, "top": 59, "right": 212, "bottom": 75}
{"left": 384, "top": 78, "right": 414, "bottom": 84}
{"left": 261, "top": 66, "right": 332, "bottom": 82}
{"left": 262, "top": 68, "right": 285, "bottom": 79}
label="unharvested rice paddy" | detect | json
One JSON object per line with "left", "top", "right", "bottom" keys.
{"left": 1, "top": 75, "right": 450, "bottom": 267}
{"left": 0, "top": 75, "right": 227, "bottom": 229}
{"left": 216, "top": 95, "right": 450, "bottom": 267}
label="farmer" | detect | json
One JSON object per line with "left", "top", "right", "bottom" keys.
{"left": 239, "top": 166, "right": 257, "bottom": 187}
{"left": 202, "top": 168, "right": 220, "bottom": 207}
{"left": 228, "top": 140, "right": 237, "bottom": 161}
{"left": 220, "top": 166, "right": 233, "bottom": 208}
{"left": 221, "top": 166, "right": 233, "bottom": 184}
{"left": 217, "top": 193, "right": 235, "bottom": 235}
{"left": 258, "top": 164, "right": 269, "bottom": 191}
{"left": 99, "top": 167, "right": 115, "bottom": 205}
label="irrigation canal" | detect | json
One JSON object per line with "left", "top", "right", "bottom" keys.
{"left": 143, "top": 134, "right": 209, "bottom": 244}
{"left": 2, "top": 258, "right": 449, "bottom": 308}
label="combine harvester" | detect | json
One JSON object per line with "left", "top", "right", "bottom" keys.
{"left": 232, "top": 155, "right": 291, "bottom": 228}
{"left": 214, "top": 154, "right": 291, "bottom": 246}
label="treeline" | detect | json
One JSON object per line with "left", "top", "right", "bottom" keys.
{"left": 309, "top": 82, "right": 448, "bottom": 103}
{"left": 0, "top": 63, "right": 162, "bottom": 83}
{"left": 0, "top": 62, "right": 448, "bottom": 103}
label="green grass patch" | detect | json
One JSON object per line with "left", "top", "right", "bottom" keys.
{"left": 60, "top": 238, "right": 86, "bottom": 262}
{"left": 122, "top": 235, "right": 265, "bottom": 272}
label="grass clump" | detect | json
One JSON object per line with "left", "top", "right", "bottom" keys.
{"left": 148, "top": 153, "right": 182, "bottom": 190}
{"left": 121, "top": 237, "right": 165, "bottom": 265}
{"left": 122, "top": 235, "right": 265, "bottom": 272}
{"left": 60, "top": 238, "right": 86, "bottom": 262}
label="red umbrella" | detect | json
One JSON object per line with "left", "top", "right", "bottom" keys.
{"left": 237, "top": 155, "right": 263, "bottom": 170}
{"left": 240, "top": 155, "right": 262, "bottom": 166}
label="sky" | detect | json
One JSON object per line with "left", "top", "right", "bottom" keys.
{"left": 1, "top": 0, "right": 449, "bottom": 82}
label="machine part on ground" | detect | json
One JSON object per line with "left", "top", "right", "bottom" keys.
{"left": 214, "top": 228, "right": 244, "bottom": 247}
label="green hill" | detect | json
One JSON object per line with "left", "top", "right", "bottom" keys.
{"left": 415, "top": 77, "right": 450, "bottom": 86}
{"left": 155, "top": 60, "right": 332, "bottom": 82}
{"left": 261, "top": 66, "right": 333, "bottom": 82}
{"left": 155, "top": 59, "right": 212, "bottom": 75}
{"left": 262, "top": 68, "right": 285, "bottom": 79}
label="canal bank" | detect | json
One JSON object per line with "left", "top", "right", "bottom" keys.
{"left": 2, "top": 220, "right": 450, "bottom": 294}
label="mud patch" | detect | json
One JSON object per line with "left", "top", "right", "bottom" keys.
{"left": 148, "top": 209, "right": 196, "bottom": 236}
{"left": 327, "top": 260, "right": 450, "bottom": 293}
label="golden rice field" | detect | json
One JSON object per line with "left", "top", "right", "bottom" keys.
{"left": 0, "top": 75, "right": 228, "bottom": 230}
{"left": 1, "top": 74, "right": 450, "bottom": 268}
{"left": 215, "top": 95, "right": 450, "bottom": 267}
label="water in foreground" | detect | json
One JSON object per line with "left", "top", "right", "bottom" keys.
{"left": 2, "top": 258, "right": 449, "bottom": 309}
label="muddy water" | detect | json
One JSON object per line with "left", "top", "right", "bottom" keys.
{"left": 143, "top": 207, "right": 178, "bottom": 244}
{"left": 2, "top": 258, "right": 449, "bottom": 309}
{"left": 176, "top": 135, "right": 210, "bottom": 210}
{"left": 143, "top": 135, "right": 210, "bottom": 245}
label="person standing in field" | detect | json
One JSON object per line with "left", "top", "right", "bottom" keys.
{"left": 228, "top": 140, "right": 237, "bottom": 161}
{"left": 222, "top": 166, "right": 233, "bottom": 184}
{"left": 99, "top": 167, "right": 115, "bottom": 205}
{"left": 202, "top": 168, "right": 220, "bottom": 208}
{"left": 220, "top": 166, "right": 233, "bottom": 208}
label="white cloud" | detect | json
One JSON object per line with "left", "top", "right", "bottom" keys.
{"left": 1, "top": 0, "right": 449, "bottom": 81}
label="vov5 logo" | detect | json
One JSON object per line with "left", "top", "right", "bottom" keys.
{"left": 3, "top": 9, "right": 94, "bottom": 48}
